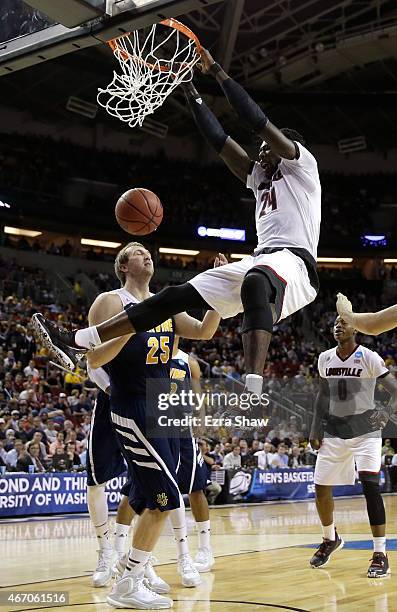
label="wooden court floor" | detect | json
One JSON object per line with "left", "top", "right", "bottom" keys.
{"left": 2, "top": 495, "right": 397, "bottom": 612}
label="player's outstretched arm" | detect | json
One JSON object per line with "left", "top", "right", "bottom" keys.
{"left": 173, "top": 253, "right": 226, "bottom": 339}
{"left": 309, "top": 378, "right": 329, "bottom": 449}
{"left": 174, "top": 309, "right": 220, "bottom": 340}
{"left": 199, "top": 48, "right": 296, "bottom": 160}
{"left": 86, "top": 293, "right": 133, "bottom": 368}
{"left": 337, "top": 293, "right": 397, "bottom": 336}
{"left": 182, "top": 81, "right": 251, "bottom": 182}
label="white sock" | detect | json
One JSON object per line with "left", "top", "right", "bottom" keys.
{"left": 322, "top": 522, "right": 335, "bottom": 541}
{"left": 373, "top": 536, "right": 386, "bottom": 554}
{"left": 197, "top": 520, "right": 211, "bottom": 550}
{"left": 87, "top": 484, "right": 111, "bottom": 550}
{"left": 94, "top": 521, "right": 112, "bottom": 549}
{"left": 114, "top": 523, "right": 130, "bottom": 554}
{"left": 75, "top": 326, "right": 101, "bottom": 349}
{"left": 245, "top": 374, "right": 263, "bottom": 395}
{"left": 123, "top": 548, "right": 151, "bottom": 577}
{"left": 170, "top": 505, "right": 190, "bottom": 558}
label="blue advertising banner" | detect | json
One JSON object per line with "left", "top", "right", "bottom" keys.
{"left": 0, "top": 472, "right": 128, "bottom": 518}
{"left": 245, "top": 468, "right": 380, "bottom": 502}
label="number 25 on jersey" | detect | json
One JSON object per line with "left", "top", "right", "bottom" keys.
{"left": 146, "top": 336, "right": 170, "bottom": 365}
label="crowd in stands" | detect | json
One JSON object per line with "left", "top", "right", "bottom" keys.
{"left": 1, "top": 132, "right": 395, "bottom": 242}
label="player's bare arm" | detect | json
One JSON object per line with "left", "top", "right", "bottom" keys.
{"left": 87, "top": 293, "right": 133, "bottom": 369}
{"left": 337, "top": 292, "right": 397, "bottom": 336}
{"left": 188, "top": 355, "right": 202, "bottom": 395}
{"left": 309, "top": 377, "right": 329, "bottom": 449}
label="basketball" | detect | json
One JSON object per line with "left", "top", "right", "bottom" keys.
{"left": 115, "top": 188, "right": 163, "bottom": 236}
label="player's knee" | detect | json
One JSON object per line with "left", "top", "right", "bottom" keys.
{"left": 241, "top": 269, "right": 273, "bottom": 307}
{"left": 360, "top": 472, "right": 385, "bottom": 526}
{"left": 241, "top": 269, "right": 274, "bottom": 334}
{"left": 315, "top": 484, "right": 332, "bottom": 499}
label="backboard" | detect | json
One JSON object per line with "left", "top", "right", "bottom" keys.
{"left": 0, "top": 0, "right": 222, "bottom": 77}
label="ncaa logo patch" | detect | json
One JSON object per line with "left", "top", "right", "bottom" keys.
{"left": 355, "top": 351, "right": 363, "bottom": 358}
{"left": 157, "top": 493, "right": 168, "bottom": 507}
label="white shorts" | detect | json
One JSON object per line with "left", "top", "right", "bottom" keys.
{"left": 188, "top": 248, "right": 317, "bottom": 320}
{"left": 314, "top": 435, "right": 382, "bottom": 486}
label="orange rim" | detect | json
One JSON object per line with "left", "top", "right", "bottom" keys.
{"left": 108, "top": 18, "right": 201, "bottom": 72}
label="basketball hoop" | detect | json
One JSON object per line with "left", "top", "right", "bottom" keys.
{"left": 98, "top": 19, "right": 201, "bottom": 128}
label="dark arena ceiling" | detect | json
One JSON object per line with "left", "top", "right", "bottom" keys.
{"left": 1, "top": 0, "right": 397, "bottom": 149}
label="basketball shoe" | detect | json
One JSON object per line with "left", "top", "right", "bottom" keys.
{"left": 92, "top": 547, "right": 114, "bottom": 587}
{"left": 310, "top": 531, "right": 344, "bottom": 568}
{"left": 367, "top": 552, "right": 390, "bottom": 578}
{"left": 177, "top": 554, "right": 201, "bottom": 587}
{"left": 194, "top": 548, "right": 215, "bottom": 573}
{"left": 113, "top": 554, "right": 170, "bottom": 594}
{"left": 32, "top": 313, "right": 84, "bottom": 370}
{"left": 107, "top": 574, "right": 173, "bottom": 609}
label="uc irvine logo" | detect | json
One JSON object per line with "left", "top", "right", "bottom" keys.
{"left": 157, "top": 493, "right": 168, "bottom": 507}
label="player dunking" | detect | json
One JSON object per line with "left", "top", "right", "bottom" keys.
{"left": 32, "top": 47, "right": 321, "bottom": 406}
{"left": 309, "top": 315, "right": 397, "bottom": 577}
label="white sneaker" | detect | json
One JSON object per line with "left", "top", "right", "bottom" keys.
{"left": 92, "top": 547, "right": 114, "bottom": 588}
{"left": 107, "top": 574, "right": 173, "bottom": 609}
{"left": 145, "top": 556, "right": 170, "bottom": 594}
{"left": 177, "top": 554, "right": 201, "bottom": 588}
{"left": 112, "top": 552, "right": 128, "bottom": 581}
{"left": 194, "top": 548, "right": 215, "bottom": 573}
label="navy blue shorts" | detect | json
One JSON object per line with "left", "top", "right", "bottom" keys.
{"left": 110, "top": 397, "right": 181, "bottom": 514}
{"left": 87, "top": 391, "right": 126, "bottom": 487}
{"left": 177, "top": 435, "right": 208, "bottom": 494}
{"left": 121, "top": 477, "right": 133, "bottom": 498}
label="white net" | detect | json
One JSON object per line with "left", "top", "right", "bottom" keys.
{"left": 97, "top": 22, "right": 200, "bottom": 128}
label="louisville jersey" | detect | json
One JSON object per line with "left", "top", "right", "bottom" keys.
{"left": 318, "top": 344, "right": 389, "bottom": 438}
{"left": 106, "top": 287, "right": 175, "bottom": 401}
{"left": 247, "top": 142, "right": 321, "bottom": 259}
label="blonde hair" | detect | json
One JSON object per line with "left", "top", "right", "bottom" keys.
{"left": 114, "top": 242, "right": 145, "bottom": 285}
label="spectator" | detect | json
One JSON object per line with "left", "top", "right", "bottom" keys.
{"left": 4, "top": 429, "right": 17, "bottom": 451}
{"left": 5, "top": 438, "right": 25, "bottom": 469}
{"left": 23, "top": 359, "right": 40, "bottom": 379}
{"left": 49, "top": 431, "right": 65, "bottom": 455}
{"left": 28, "top": 443, "right": 46, "bottom": 472}
{"left": 209, "top": 443, "right": 223, "bottom": 465}
{"left": 81, "top": 414, "right": 91, "bottom": 437}
{"left": 255, "top": 442, "right": 275, "bottom": 469}
{"left": 51, "top": 446, "right": 71, "bottom": 471}
{"left": 223, "top": 445, "right": 242, "bottom": 469}
{"left": 270, "top": 443, "right": 289, "bottom": 468}
{"left": 199, "top": 441, "right": 221, "bottom": 504}
{"left": 43, "top": 419, "right": 57, "bottom": 444}
{"left": 66, "top": 442, "right": 81, "bottom": 467}
{"left": 26, "top": 431, "right": 48, "bottom": 462}
{"left": 288, "top": 445, "right": 305, "bottom": 468}
{"left": 65, "top": 429, "right": 85, "bottom": 454}
{"left": 16, "top": 450, "right": 34, "bottom": 473}
{"left": 0, "top": 418, "right": 7, "bottom": 440}
{"left": 382, "top": 439, "right": 395, "bottom": 455}
{"left": 381, "top": 448, "right": 395, "bottom": 466}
